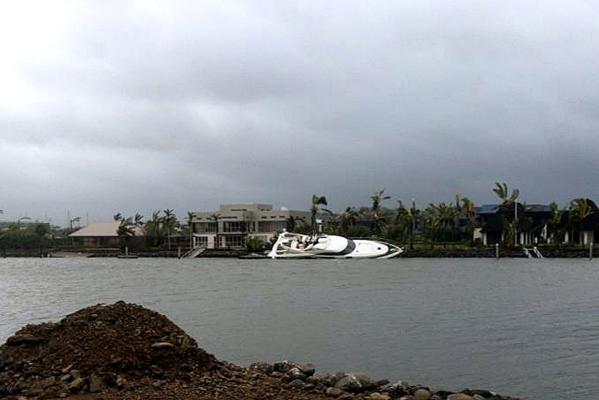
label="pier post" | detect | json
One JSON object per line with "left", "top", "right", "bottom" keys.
{"left": 590, "top": 242, "right": 594, "bottom": 261}
{"left": 495, "top": 243, "right": 499, "bottom": 260}
{"left": 178, "top": 247, "right": 182, "bottom": 259}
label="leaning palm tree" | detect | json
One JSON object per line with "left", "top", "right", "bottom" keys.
{"left": 371, "top": 189, "right": 391, "bottom": 234}
{"left": 134, "top": 213, "right": 144, "bottom": 227}
{"left": 117, "top": 217, "right": 135, "bottom": 249}
{"left": 493, "top": 182, "right": 520, "bottom": 245}
{"left": 310, "top": 195, "right": 328, "bottom": 234}
{"left": 493, "top": 182, "right": 520, "bottom": 206}
{"left": 337, "top": 207, "right": 359, "bottom": 236}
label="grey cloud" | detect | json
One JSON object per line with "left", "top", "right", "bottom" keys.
{"left": 1, "top": 0, "right": 599, "bottom": 225}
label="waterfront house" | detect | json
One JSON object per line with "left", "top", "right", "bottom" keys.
{"left": 191, "top": 204, "right": 311, "bottom": 249}
{"left": 474, "top": 204, "right": 552, "bottom": 246}
{"left": 69, "top": 221, "right": 144, "bottom": 247}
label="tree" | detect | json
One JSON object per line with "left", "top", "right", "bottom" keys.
{"left": 371, "top": 189, "right": 391, "bottom": 234}
{"left": 113, "top": 213, "right": 123, "bottom": 222}
{"left": 568, "top": 198, "right": 597, "bottom": 244}
{"left": 186, "top": 211, "right": 195, "bottom": 249}
{"left": 134, "top": 213, "right": 144, "bottom": 227}
{"left": 492, "top": 182, "right": 520, "bottom": 246}
{"left": 144, "top": 211, "right": 162, "bottom": 247}
{"left": 310, "top": 195, "right": 329, "bottom": 234}
{"left": 117, "top": 217, "right": 135, "bottom": 249}
{"left": 395, "top": 200, "right": 417, "bottom": 245}
{"left": 493, "top": 182, "right": 520, "bottom": 205}
{"left": 337, "top": 207, "right": 359, "bottom": 236}
{"left": 162, "top": 209, "right": 178, "bottom": 250}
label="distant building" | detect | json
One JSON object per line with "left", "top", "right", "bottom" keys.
{"left": 69, "top": 221, "right": 144, "bottom": 247}
{"left": 191, "top": 204, "right": 311, "bottom": 249}
{"left": 475, "top": 204, "right": 552, "bottom": 246}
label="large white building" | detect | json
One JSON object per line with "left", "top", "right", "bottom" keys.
{"left": 191, "top": 204, "right": 312, "bottom": 249}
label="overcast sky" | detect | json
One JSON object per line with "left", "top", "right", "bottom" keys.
{"left": 1, "top": 1, "right": 599, "bottom": 225}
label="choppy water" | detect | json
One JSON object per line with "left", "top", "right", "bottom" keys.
{"left": 1, "top": 258, "right": 599, "bottom": 399}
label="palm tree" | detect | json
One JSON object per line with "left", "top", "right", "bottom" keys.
{"left": 493, "top": 182, "right": 520, "bottom": 245}
{"left": 569, "top": 198, "right": 596, "bottom": 244}
{"left": 395, "top": 200, "right": 415, "bottom": 244}
{"left": 337, "top": 207, "right": 359, "bottom": 236}
{"left": 547, "top": 201, "right": 564, "bottom": 244}
{"left": 162, "top": 209, "right": 178, "bottom": 250}
{"left": 144, "top": 211, "right": 162, "bottom": 247}
{"left": 187, "top": 211, "right": 195, "bottom": 249}
{"left": 134, "top": 213, "right": 144, "bottom": 227}
{"left": 493, "top": 182, "right": 520, "bottom": 205}
{"left": 117, "top": 217, "right": 135, "bottom": 249}
{"left": 113, "top": 213, "right": 123, "bottom": 222}
{"left": 310, "top": 195, "right": 328, "bottom": 234}
{"left": 371, "top": 189, "right": 391, "bottom": 234}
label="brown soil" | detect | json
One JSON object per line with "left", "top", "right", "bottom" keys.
{"left": 0, "top": 302, "right": 518, "bottom": 400}
{"left": 0, "top": 302, "right": 328, "bottom": 400}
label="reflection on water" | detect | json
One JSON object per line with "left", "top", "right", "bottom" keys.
{"left": 2, "top": 257, "right": 599, "bottom": 400}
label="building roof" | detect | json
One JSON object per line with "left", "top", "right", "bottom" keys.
{"left": 69, "top": 221, "right": 144, "bottom": 237}
{"left": 476, "top": 204, "right": 500, "bottom": 214}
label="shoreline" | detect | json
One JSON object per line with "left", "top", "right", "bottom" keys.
{"left": 0, "top": 302, "right": 521, "bottom": 400}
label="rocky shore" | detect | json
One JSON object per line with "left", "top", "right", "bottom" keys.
{"left": 0, "top": 302, "right": 521, "bottom": 400}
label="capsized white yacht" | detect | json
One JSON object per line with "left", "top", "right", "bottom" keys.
{"left": 267, "top": 232, "right": 403, "bottom": 259}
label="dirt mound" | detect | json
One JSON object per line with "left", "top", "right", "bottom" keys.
{"left": 0, "top": 302, "right": 217, "bottom": 398}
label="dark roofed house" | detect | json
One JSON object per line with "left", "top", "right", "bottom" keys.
{"left": 474, "top": 204, "right": 552, "bottom": 246}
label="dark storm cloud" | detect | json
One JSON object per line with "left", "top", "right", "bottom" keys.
{"left": 1, "top": 0, "right": 599, "bottom": 224}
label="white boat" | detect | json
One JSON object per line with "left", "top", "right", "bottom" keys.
{"left": 267, "top": 232, "right": 403, "bottom": 259}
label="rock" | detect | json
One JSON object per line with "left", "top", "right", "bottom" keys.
{"left": 326, "top": 387, "right": 344, "bottom": 397}
{"left": 6, "top": 334, "right": 47, "bottom": 347}
{"left": 367, "top": 392, "right": 391, "bottom": 400}
{"left": 70, "top": 369, "right": 81, "bottom": 379}
{"left": 288, "top": 367, "right": 307, "bottom": 381}
{"left": 60, "top": 374, "right": 72, "bottom": 383}
{"left": 249, "top": 361, "right": 273, "bottom": 374}
{"left": 414, "top": 388, "right": 432, "bottom": 400}
{"left": 473, "top": 395, "right": 485, "bottom": 400}
{"left": 289, "top": 379, "right": 305, "bottom": 388}
{"left": 447, "top": 394, "right": 474, "bottom": 400}
{"left": 68, "top": 377, "right": 85, "bottom": 393}
{"left": 335, "top": 372, "right": 377, "bottom": 393}
{"left": 380, "top": 381, "right": 406, "bottom": 397}
{"left": 150, "top": 342, "right": 175, "bottom": 350}
{"left": 464, "top": 389, "right": 495, "bottom": 398}
{"left": 88, "top": 374, "right": 105, "bottom": 393}
{"left": 273, "top": 360, "right": 292, "bottom": 373}
{"left": 116, "top": 375, "right": 129, "bottom": 390}
{"left": 298, "top": 362, "right": 316, "bottom": 376}
{"left": 61, "top": 364, "right": 73, "bottom": 373}
{"left": 335, "top": 375, "right": 362, "bottom": 393}
{"left": 399, "top": 396, "right": 415, "bottom": 400}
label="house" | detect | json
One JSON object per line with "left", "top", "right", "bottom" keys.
{"left": 191, "top": 204, "right": 312, "bottom": 249}
{"left": 474, "top": 204, "right": 552, "bottom": 246}
{"left": 69, "top": 221, "right": 144, "bottom": 247}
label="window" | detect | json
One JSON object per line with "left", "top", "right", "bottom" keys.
{"left": 225, "top": 235, "right": 245, "bottom": 248}
{"left": 223, "top": 222, "right": 247, "bottom": 232}
{"left": 196, "top": 223, "right": 217, "bottom": 233}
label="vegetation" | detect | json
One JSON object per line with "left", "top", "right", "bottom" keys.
{"left": 3, "top": 181, "right": 599, "bottom": 253}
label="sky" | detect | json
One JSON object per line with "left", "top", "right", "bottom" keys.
{"left": 1, "top": 0, "right": 599, "bottom": 226}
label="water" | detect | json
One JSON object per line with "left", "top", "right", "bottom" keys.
{"left": 1, "top": 258, "right": 599, "bottom": 399}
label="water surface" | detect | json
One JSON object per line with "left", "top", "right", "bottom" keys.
{"left": 2, "top": 257, "right": 599, "bottom": 400}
